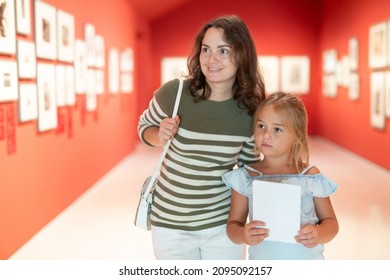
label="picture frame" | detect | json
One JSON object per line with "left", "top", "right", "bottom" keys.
{"left": 121, "top": 48, "right": 134, "bottom": 72}
{"left": 84, "top": 23, "right": 96, "bottom": 67}
{"left": 57, "top": 9, "right": 75, "bottom": 63}
{"left": 349, "top": 37, "right": 359, "bottom": 71}
{"left": 161, "top": 57, "right": 188, "bottom": 85}
{"left": 95, "top": 35, "right": 105, "bottom": 68}
{"left": 0, "top": 0, "right": 16, "bottom": 54}
{"left": 109, "top": 48, "right": 120, "bottom": 94}
{"left": 322, "top": 74, "right": 337, "bottom": 98}
{"left": 74, "top": 39, "right": 87, "bottom": 94}
{"left": 322, "top": 49, "right": 337, "bottom": 74}
{"left": 15, "top": 0, "right": 31, "bottom": 35}
{"left": 18, "top": 83, "right": 38, "bottom": 122}
{"left": 37, "top": 63, "right": 57, "bottom": 132}
{"left": 385, "top": 71, "right": 390, "bottom": 117}
{"left": 348, "top": 72, "right": 360, "bottom": 101}
{"left": 95, "top": 69, "right": 104, "bottom": 95}
{"left": 35, "top": 1, "right": 57, "bottom": 60}
{"left": 258, "top": 56, "right": 279, "bottom": 94}
{"left": 369, "top": 22, "right": 387, "bottom": 69}
{"left": 17, "top": 40, "right": 36, "bottom": 79}
{"left": 280, "top": 56, "right": 310, "bottom": 94}
{"left": 121, "top": 72, "right": 133, "bottom": 94}
{"left": 65, "top": 65, "right": 75, "bottom": 105}
{"left": 370, "top": 71, "right": 385, "bottom": 130}
{"left": 0, "top": 61, "right": 18, "bottom": 102}
{"left": 56, "top": 65, "right": 66, "bottom": 106}
{"left": 86, "top": 69, "right": 97, "bottom": 111}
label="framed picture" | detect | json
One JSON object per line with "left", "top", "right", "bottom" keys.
{"left": 369, "top": 22, "right": 387, "bottom": 69}
{"left": 74, "top": 39, "right": 87, "bottom": 94}
{"left": 349, "top": 37, "right": 359, "bottom": 71}
{"left": 109, "top": 48, "right": 119, "bottom": 94}
{"left": 339, "top": 56, "right": 350, "bottom": 87}
{"left": 65, "top": 65, "right": 75, "bottom": 105}
{"left": 56, "top": 65, "right": 66, "bottom": 106}
{"left": 17, "top": 40, "right": 36, "bottom": 79}
{"left": 18, "top": 83, "right": 38, "bottom": 122}
{"left": 86, "top": 69, "right": 97, "bottom": 111}
{"left": 348, "top": 73, "right": 360, "bottom": 101}
{"left": 95, "top": 35, "right": 105, "bottom": 68}
{"left": 322, "top": 74, "right": 337, "bottom": 98}
{"left": 121, "top": 72, "right": 133, "bottom": 94}
{"left": 370, "top": 71, "right": 385, "bottom": 130}
{"left": 85, "top": 23, "right": 96, "bottom": 67}
{"left": 37, "top": 63, "right": 57, "bottom": 132}
{"left": 0, "top": 61, "right": 18, "bottom": 102}
{"left": 161, "top": 57, "right": 188, "bottom": 85}
{"left": 385, "top": 71, "right": 390, "bottom": 117}
{"left": 15, "top": 0, "right": 31, "bottom": 35}
{"left": 280, "top": 56, "right": 310, "bottom": 94}
{"left": 258, "top": 56, "right": 279, "bottom": 94}
{"left": 57, "top": 9, "right": 75, "bottom": 63}
{"left": 35, "top": 1, "right": 57, "bottom": 60}
{"left": 322, "top": 49, "right": 337, "bottom": 74}
{"left": 121, "top": 48, "right": 134, "bottom": 72}
{"left": 0, "top": 0, "right": 16, "bottom": 54}
{"left": 95, "top": 69, "right": 104, "bottom": 95}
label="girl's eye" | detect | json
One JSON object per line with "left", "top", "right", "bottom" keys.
{"left": 274, "top": 127, "right": 283, "bottom": 133}
{"left": 257, "top": 124, "right": 265, "bottom": 129}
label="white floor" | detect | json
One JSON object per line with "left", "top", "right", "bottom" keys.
{"left": 9, "top": 137, "right": 390, "bottom": 260}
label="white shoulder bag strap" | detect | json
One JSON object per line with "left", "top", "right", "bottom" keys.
{"left": 143, "top": 78, "right": 184, "bottom": 199}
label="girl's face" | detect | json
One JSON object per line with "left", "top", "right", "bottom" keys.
{"left": 199, "top": 27, "right": 238, "bottom": 86}
{"left": 254, "top": 105, "right": 295, "bottom": 159}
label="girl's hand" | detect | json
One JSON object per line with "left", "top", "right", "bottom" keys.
{"left": 243, "top": 220, "right": 269, "bottom": 246}
{"left": 158, "top": 116, "right": 180, "bottom": 144}
{"left": 295, "top": 224, "right": 320, "bottom": 248}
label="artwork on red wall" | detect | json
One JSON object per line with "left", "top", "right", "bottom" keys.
{"left": 35, "top": 1, "right": 57, "bottom": 60}
{"left": 0, "top": 0, "right": 16, "bottom": 54}
{"left": 18, "top": 83, "right": 38, "bottom": 122}
{"left": 57, "top": 9, "right": 75, "bottom": 63}
{"left": 0, "top": 61, "right": 18, "bottom": 102}
{"left": 370, "top": 71, "right": 386, "bottom": 130}
{"left": 15, "top": 0, "right": 30, "bottom": 35}
{"left": 37, "top": 63, "right": 57, "bottom": 132}
{"left": 258, "top": 56, "right": 280, "bottom": 94}
{"left": 369, "top": 22, "right": 387, "bottom": 69}
{"left": 280, "top": 56, "right": 310, "bottom": 95}
{"left": 17, "top": 40, "right": 36, "bottom": 79}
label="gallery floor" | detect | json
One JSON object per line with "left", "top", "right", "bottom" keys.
{"left": 9, "top": 137, "right": 390, "bottom": 260}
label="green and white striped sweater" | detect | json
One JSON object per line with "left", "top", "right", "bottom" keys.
{"left": 138, "top": 79, "right": 260, "bottom": 231}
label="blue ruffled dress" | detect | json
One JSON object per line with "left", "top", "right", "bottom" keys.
{"left": 222, "top": 164, "right": 338, "bottom": 260}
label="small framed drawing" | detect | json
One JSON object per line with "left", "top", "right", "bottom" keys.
{"left": 349, "top": 37, "right": 358, "bottom": 71}
{"left": 348, "top": 73, "right": 359, "bottom": 101}
{"left": 121, "top": 72, "right": 133, "bottom": 94}
{"left": 95, "top": 35, "right": 105, "bottom": 68}
{"left": 280, "top": 56, "right": 310, "bottom": 94}
{"left": 35, "top": 1, "right": 57, "bottom": 60}
{"left": 322, "top": 49, "right": 337, "bottom": 74}
{"left": 370, "top": 71, "right": 385, "bottom": 130}
{"left": 121, "top": 48, "right": 134, "bottom": 72}
{"left": 15, "top": 0, "right": 31, "bottom": 35}
{"left": 0, "top": 61, "right": 18, "bottom": 102}
{"left": 57, "top": 9, "right": 75, "bottom": 63}
{"left": 74, "top": 39, "right": 87, "bottom": 94}
{"left": 56, "top": 65, "right": 66, "bottom": 106}
{"left": 322, "top": 74, "right": 337, "bottom": 98}
{"left": 86, "top": 69, "right": 97, "bottom": 111}
{"left": 85, "top": 23, "right": 96, "bottom": 67}
{"left": 95, "top": 69, "right": 104, "bottom": 95}
{"left": 161, "top": 57, "right": 188, "bottom": 85}
{"left": 109, "top": 48, "right": 120, "bottom": 94}
{"left": 17, "top": 40, "right": 36, "bottom": 79}
{"left": 369, "top": 22, "right": 387, "bottom": 69}
{"left": 65, "top": 65, "right": 75, "bottom": 105}
{"left": 18, "top": 83, "right": 38, "bottom": 122}
{"left": 0, "top": 0, "right": 16, "bottom": 54}
{"left": 258, "top": 56, "right": 279, "bottom": 94}
{"left": 385, "top": 71, "right": 390, "bottom": 117}
{"left": 37, "top": 63, "right": 57, "bottom": 132}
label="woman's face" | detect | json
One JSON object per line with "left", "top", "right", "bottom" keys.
{"left": 199, "top": 27, "right": 238, "bottom": 86}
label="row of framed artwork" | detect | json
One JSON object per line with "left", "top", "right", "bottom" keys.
{"left": 161, "top": 55, "right": 311, "bottom": 95}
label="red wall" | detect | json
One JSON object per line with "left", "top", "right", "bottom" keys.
{"left": 319, "top": 0, "right": 390, "bottom": 170}
{"left": 0, "top": 0, "right": 142, "bottom": 259}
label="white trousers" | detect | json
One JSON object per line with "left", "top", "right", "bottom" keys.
{"left": 151, "top": 225, "right": 246, "bottom": 260}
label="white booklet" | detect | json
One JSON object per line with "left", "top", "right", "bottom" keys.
{"left": 252, "top": 180, "right": 301, "bottom": 243}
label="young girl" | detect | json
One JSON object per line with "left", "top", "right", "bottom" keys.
{"left": 222, "top": 92, "right": 339, "bottom": 260}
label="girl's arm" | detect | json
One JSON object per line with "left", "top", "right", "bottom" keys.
{"left": 295, "top": 197, "right": 339, "bottom": 247}
{"left": 227, "top": 189, "right": 269, "bottom": 246}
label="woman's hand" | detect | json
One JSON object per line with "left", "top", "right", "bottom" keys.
{"left": 158, "top": 116, "right": 180, "bottom": 145}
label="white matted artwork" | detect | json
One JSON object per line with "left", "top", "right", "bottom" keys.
{"left": 322, "top": 49, "right": 337, "bottom": 74}
{"left": 86, "top": 69, "right": 97, "bottom": 111}
{"left": 322, "top": 74, "right": 337, "bottom": 98}
{"left": 349, "top": 37, "right": 359, "bottom": 71}
{"left": 369, "top": 22, "right": 387, "bottom": 69}
{"left": 85, "top": 23, "right": 96, "bottom": 67}
{"left": 370, "top": 71, "right": 385, "bottom": 130}
{"left": 95, "top": 35, "right": 105, "bottom": 68}
{"left": 0, "top": 0, "right": 16, "bottom": 54}
{"left": 57, "top": 9, "right": 75, "bottom": 63}
{"left": 121, "top": 72, "right": 133, "bottom": 94}
{"left": 280, "top": 56, "right": 310, "bottom": 94}
{"left": 95, "top": 69, "right": 104, "bottom": 95}
{"left": 338, "top": 56, "right": 350, "bottom": 87}
{"left": 65, "top": 65, "right": 75, "bottom": 105}
{"left": 258, "top": 56, "right": 279, "bottom": 94}
{"left": 56, "top": 64, "right": 66, "bottom": 106}
{"left": 0, "top": 61, "right": 18, "bottom": 102}
{"left": 17, "top": 40, "right": 36, "bottom": 79}
{"left": 74, "top": 39, "right": 87, "bottom": 94}
{"left": 15, "top": 0, "right": 31, "bottom": 35}
{"left": 109, "top": 48, "right": 120, "bottom": 94}
{"left": 161, "top": 57, "right": 188, "bottom": 85}
{"left": 37, "top": 63, "right": 57, "bottom": 132}
{"left": 348, "top": 73, "right": 360, "bottom": 101}
{"left": 385, "top": 71, "right": 390, "bottom": 117}
{"left": 18, "top": 83, "right": 38, "bottom": 122}
{"left": 121, "top": 48, "right": 134, "bottom": 72}
{"left": 35, "top": 1, "right": 57, "bottom": 60}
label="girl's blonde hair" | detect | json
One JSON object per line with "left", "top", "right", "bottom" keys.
{"left": 254, "top": 92, "right": 309, "bottom": 172}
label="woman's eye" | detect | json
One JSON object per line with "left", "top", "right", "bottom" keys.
{"left": 220, "top": 48, "right": 230, "bottom": 55}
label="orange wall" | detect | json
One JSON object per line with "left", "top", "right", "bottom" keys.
{"left": 0, "top": 0, "right": 142, "bottom": 259}
{"left": 318, "top": 0, "right": 390, "bottom": 170}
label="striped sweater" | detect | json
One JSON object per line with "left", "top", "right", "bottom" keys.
{"left": 138, "top": 79, "right": 260, "bottom": 231}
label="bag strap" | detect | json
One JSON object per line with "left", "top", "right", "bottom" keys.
{"left": 142, "top": 78, "right": 183, "bottom": 198}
